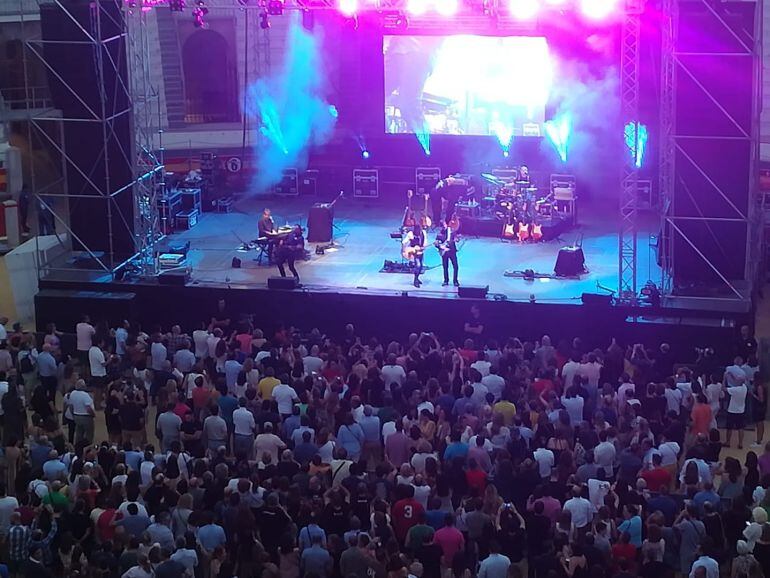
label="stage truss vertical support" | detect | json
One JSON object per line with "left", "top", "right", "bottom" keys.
{"left": 658, "top": 0, "right": 676, "bottom": 295}
{"left": 618, "top": 0, "right": 644, "bottom": 301}
{"left": 125, "top": 5, "right": 164, "bottom": 278}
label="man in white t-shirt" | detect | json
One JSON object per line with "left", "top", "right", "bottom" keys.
{"left": 232, "top": 398, "right": 256, "bottom": 458}
{"left": 0, "top": 317, "right": 7, "bottom": 345}
{"left": 533, "top": 447, "right": 554, "bottom": 479}
{"left": 562, "top": 355, "right": 582, "bottom": 389}
{"left": 272, "top": 382, "right": 299, "bottom": 417}
{"left": 70, "top": 380, "right": 96, "bottom": 445}
{"left": 481, "top": 367, "right": 505, "bottom": 401}
{"left": 88, "top": 342, "right": 108, "bottom": 408}
{"left": 192, "top": 323, "right": 210, "bottom": 359}
{"left": 470, "top": 353, "right": 492, "bottom": 378}
{"left": 114, "top": 321, "right": 129, "bottom": 357}
{"left": 381, "top": 354, "right": 406, "bottom": 390}
{"left": 76, "top": 315, "right": 96, "bottom": 363}
{"left": 726, "top": 358, "right": 749, "bottom": 449}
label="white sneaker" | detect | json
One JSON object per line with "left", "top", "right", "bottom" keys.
{"left": 750, "top": 442, "right": 763, "bottom": 448}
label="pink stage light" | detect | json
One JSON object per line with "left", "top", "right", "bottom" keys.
{"left": 435, "top": 0, "right": 459, "bottom": 16}
{"left": 509, "top": 0, "right": 539, "bottom": 20}
{"left": 543, "top": 0, "right": 567, "bottom": 5}
{"left": 579, "top": 0, "right": 620, "bottom": 20}
{"left": 339, "top": 0, "right": 358, "bottom": 15}
{"left": 407, "top": 0, "right": 429, "bottom": 14}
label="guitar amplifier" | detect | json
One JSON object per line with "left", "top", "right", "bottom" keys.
{"left": 300, "top": 170, "right": 319, "bottom": 196}
{"left": 554, "top": 245, "right": 586, "bottom": 276}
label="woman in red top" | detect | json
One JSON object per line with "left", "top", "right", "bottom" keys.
{"left": 611, "top": 531, "right": 638, "bottom": 570}
{"left": 690, "top": 393, "right": 713, "bottom": 438}
{"left": 465, "top": 458, "right": 487, "bottom": 494}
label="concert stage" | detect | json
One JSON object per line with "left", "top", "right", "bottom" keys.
{"left": 34, "top": 193, "right": 752, "bottom": 358}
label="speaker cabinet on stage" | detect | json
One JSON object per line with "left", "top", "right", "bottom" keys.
{"left": 300, "top": 170, "right": 319, "bottom": 196}
{"left": 268, "top": 276, "right": 299, "bottom": 290}
{"left": 554, "top": 245, "right": 586, "bottom": 277}
{"left": 275, "top": 169, "right": 299, "bottom": 195}
{"left": 353, "top": 169, "right": 379, "bottom": 198}
{"left": 458, "top": 285, "right": 488, "bottom": 299}
{"left": 40, "top": 1, "right": 135, "bottom": 263}
{"left": 307, "top": 203, "right": 333, "bottom": 243}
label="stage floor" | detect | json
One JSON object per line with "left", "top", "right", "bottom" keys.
{"left": 167, "top": 195, "right": 662, "bottom": 303}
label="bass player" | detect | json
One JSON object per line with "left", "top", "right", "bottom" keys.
{"left": 402, "top": 223, "right": 427, "bottom": 288}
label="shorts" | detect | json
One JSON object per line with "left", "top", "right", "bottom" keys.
{"left": 727, "top": 412, "right": 746, "bottom": 430}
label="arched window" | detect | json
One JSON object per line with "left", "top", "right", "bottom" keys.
{"left": 182, "top": 29, "right": 238, "bottom": 124}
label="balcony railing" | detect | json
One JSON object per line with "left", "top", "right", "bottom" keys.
{"left": 1, "top": 86, "right": 53, "bottom": 111}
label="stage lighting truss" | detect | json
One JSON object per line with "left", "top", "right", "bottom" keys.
{"left": 290, "top": 0, "right": 637, "bottom": 18}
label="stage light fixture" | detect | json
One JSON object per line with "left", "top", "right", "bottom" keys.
{"left": 543, "top": 0, "right": 567, "bottom": 5}
{"left": 192, "top": 2, "right": 208, "bottom": 27}
{"left": 339, "top": 0, "right": 358, "bottom": 15}
{"left": 259, "top": 10, "right": 271, "bottom": 28}
{"left": 267, "top": 0, "right": 283, "bottom": 15}
{"left": 435, "top": 0, "right": 459, "bottom": 16}
{"left": 169, "top": 0, "right": 185, "bottom": 11}
{"left": 407, "top": 0, "right": 429, "bottom": 16}
{"left": 509, "top": 0, "right": 539, "bottom": 20}
{"left": 579, "top": 0, "right": 619, "bottom": 20}
{"left": 362, "top": 150, "right": 370, "bottom": 159}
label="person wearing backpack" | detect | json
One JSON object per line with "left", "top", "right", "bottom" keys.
{"left": 17, "top": 339, "right": 38, "bottom": 404}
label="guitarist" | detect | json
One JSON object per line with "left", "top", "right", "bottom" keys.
{"left": 402, "top": 223, "right": 427, "bottom": 288}
{"left": 435, "top": 218, "right": 459, "bottom": 287}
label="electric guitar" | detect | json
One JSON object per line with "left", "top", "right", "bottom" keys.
{"left": 435, "top": 234, "right": 464, "bottom": 257}
{"left": 402, "top": 189, "right": 416, "bottom": 229}
{"left": 517, "top": 222, "right": 530, "bottom": 242}
{"left": 420, "top": 194, "right": 432, "bottom": 228}
{"left": 502, "top": 202, "right": 516, "bottom": 240}
{"left": 530, "top": 221, "right": 543, "bottom": 242}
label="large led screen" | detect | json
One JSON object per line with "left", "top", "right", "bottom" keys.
{"left": 384, "top": 35, "right": 552, "bottom": 138}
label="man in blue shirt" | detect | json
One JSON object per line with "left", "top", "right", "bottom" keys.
{"left": 478, "top": 541, "right": 511, "bottom": 578}
{"left": 693, "top": 482, "right": 721, "bottom": 515}
{"left": 197, "top": 516, "right": 226, "bottom": 554}
{"left": 37, "top": 344, "right": 58, "bottom": 402}
{"left": 42, "top": 451, "right": 66, "bottom": 481}
{"left": 300, "top": 534, "right": 333, "bottom": 577}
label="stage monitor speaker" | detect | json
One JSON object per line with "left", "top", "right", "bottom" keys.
{"left": 458, "top": 285, "right": 488, "bottom": 299}
{"left": 307, "top": 204, "right": 333, "bottom": 243}
{"left": 581, "top": 293, "right": 613, "bottom": 306}
{"left": 158, "top": 270, "right": 189, "bottom": 286}
{"left": 268, "top": 276, "right": 300, "bottom": 290}
{"left": 231, "top": 257, "right": 241, "bottom": 268}
{"left": 554, "top": 245, "right": 586, "bottom": 276}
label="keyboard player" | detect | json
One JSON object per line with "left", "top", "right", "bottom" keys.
{"left": 257, "top": 208, "right": 279, "bottom": 262}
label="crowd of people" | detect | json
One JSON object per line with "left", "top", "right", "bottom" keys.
{"left": 0, "top": 305, "right": 765, "bottom": 578}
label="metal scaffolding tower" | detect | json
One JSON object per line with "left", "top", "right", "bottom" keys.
{"left": 13, "top": 0, "right": 162, "bottom": 280}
